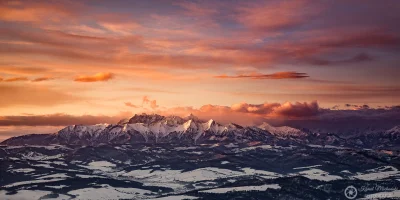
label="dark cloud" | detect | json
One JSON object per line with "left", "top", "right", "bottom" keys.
{"left": 345, "top": 104, "right": 370, "bottom": 110}
{"left": 2, "top": 77, "right": 29, "bottom": 82}
{"left": 273, "top": 101, "right": 320, "bottom": 117}
{"left": 32, "top": 77, "right": 54, "bottom": 82}
{"left": 214, "top": 72, "right": 309, "bottom": 80}
{"left": 321, "top": 32, "right": 400, "bottom": 49}
{"left": 307, "top": 53, "right": 375, "bottom": 66}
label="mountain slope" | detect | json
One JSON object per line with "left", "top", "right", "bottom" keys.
{"left": 1, "top": 113, "right": 399, "bottom": 149}
{"left": 1, "top": 114, "right": 274, "bottom": 146}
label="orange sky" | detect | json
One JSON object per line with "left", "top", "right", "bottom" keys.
{"left": 1, "top": 0, "right": 400, "bottom": 140}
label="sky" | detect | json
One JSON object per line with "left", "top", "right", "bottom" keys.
{"left": 1, "top": 0, "right": 400, "bottom": 140}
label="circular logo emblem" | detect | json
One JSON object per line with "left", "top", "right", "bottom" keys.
{"left": 344, "top": 185, "right": 358, "bottom": 199}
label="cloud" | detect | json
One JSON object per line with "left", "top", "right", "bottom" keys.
{"left": 98, "top": 22, "right": 140, "bottom": 35}
{"left": 0, "top": 1, "right": 82, "bottom": 23}
{"left": 149, "top": 100, "right": 158, "bottom": 109}
{"left": 142, "top": 96, "right": 150, "bottom": 105}
{"left": 0, "top": 76, "right": 53, "bottom": 82}
{"left": 321, "top": 31, "right": 400, "bottom": 49}
{"left": 32, "top": 77, "right": 54, "bottom": 82}
{"left": 231, "top": 102, "right": 281, "bottom": 114}
{"left": 344, "top": 104, "right": 370, "bottom": 110}
{"left": 306, "top": 53, "right": 375, "bottom": 66}
{"left": 74, "top": 72, "right": 114, "bottom": 82}
{"left": 2, "top": 77, "right": 29, "bottom": 82}
{"left": 158, "top": 101, "right": 400, "bottom": 127}
{"left": 237, "top": 0, "right": 321, "bottom": 32}
{"left": 229, "top": 101, "right": 320, "bottom": 117}
{"left": 142, "top": 96, "right": 158, "bottom": 109}
{"left": 215, "top": 71, "right": 309, "bottom": 79}
{"left": 124, "top": 102, "right": 139, "bottom": 108}
{"left": 153, "top": 101, "right": 323, "bottom": 125}
{"left": 273, "top": 101, "right": 320, "bottom": 117}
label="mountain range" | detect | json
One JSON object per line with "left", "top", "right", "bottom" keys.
{"left": 1, "top": 113, "right": 399, "bottom": 150}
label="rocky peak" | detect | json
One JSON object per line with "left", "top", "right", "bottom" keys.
{"left": 128, "top": 113, "right": 165, "bottom": 124}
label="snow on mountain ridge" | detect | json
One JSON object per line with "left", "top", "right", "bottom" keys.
{"left": 0, "top": 114, "right": 321, "bottom": 146}
{"left": 50, "top": 115, "right": 268, "bottom": 144}
{"left": 258, "top": 122, "right": 306, "bottom": 137}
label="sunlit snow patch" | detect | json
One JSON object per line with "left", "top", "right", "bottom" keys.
{"left": 200, "top": 184, "right": 281, "bottom": 193}
{"left": 353, "top": 166, "right": 399, "bottom": 181}
{"left": 0, "top": 190, "right": 51, "bottom": 200}
{"left": 241, "top": 145, "right": 273, "bottom": 152}
{"left": 21, "top": 152, "right": 63, "bottom": 161}
{"left": 293, "top": 165, "right": 322, "bottom": 170}
{"left": 152, "top": 195, "right": 198, "bottom": 200}
{"left": 81, "top": 161, "right": 116, "bottom": 172}
{"left": 241, "top": 168, "right": 281, "bottom": 179}
{"left": 296, "top": 169, "right": 342, "bottom": 181}
{"left": 37, "top": 173, "right": 71, "bottom": 179}
{"left": 3, "top": 179, "right": 66, "bottom": 188}
{"left": 68, "top": 184, "right": 153, "bottom": 199}
{"left": 9, "top": 168, "right": 35, "bottom": 173}
{"left": 45, "top": 185, "right": 68, "bottom": 189}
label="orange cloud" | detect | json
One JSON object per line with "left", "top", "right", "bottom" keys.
{"left": 150, "top": 100, "right": 158, "bottom": 109}
{"left": 32, "top": 77, "right": 54, "bottom": 82}
{"left": 142, "top": 96, "right": 158, "bottom": 109}
{"left": 125, "top": 102, "right": 139, "bottom": 108}
{"left": 74, "top": 72, "right": 114, "bottom": 82}
{"left": 237, "top": 0, "right": 320, "bottom": 32}
{"left": 272, "top": 101, "right": 320, "bottom": 117}
{"left": 215, "top": 71, "right": 309, "bottom": 79}
{"left": 0, "top": 1, "right": 81, "bottom": 23}
{"left": 154, "top": 101, "right": 322, "bottom": 125}
{"left": 231, "top": 102, "right": 281, "bottom": 114}
{"left": 3, "top": 76, "right": 29, "bottom": 82}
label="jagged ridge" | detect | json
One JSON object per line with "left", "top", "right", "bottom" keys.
{"left": 1, "top": 113, "right": 399, "bottom": 149}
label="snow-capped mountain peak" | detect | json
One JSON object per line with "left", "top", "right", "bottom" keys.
{"left": 1, "top": 114, "right": 308, "bottom": 146}
{"left": 258, "top": 122, "right": 306, "bottom": 137}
